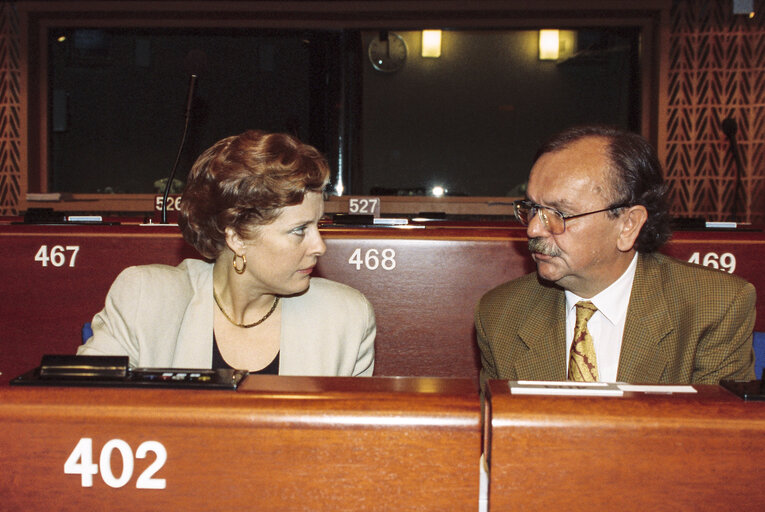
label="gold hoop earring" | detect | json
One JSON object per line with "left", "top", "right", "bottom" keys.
{"left": 233, "top": 253, "right": 247, "bottom": 274}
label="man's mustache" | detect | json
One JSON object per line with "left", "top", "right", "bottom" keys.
{"left": 528, "top": 237, "right": 561, "bottom": 257}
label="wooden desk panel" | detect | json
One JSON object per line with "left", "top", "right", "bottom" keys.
{"left": 0, "top": 221, "right": 762, "bottom": 385}
{"left": 485, "top": 381, "right": 765, "bottom": 511}
{"left": 0, "top": 224, "right": 198, "bottom": 386}
{"left": 0, "top": 223, "right": 534, "bottom": 384}
{"left": 0, "top": 376, "right": 481, "bottom": 511}
{"left": 313, "top": 233, "right": 533, "bottom": 378}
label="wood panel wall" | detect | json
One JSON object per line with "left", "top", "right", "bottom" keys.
{"left": 662, "top": 0, "right": 764, "bottom": 224}
{"left": 0, "top": 2, "right": 21, "bottom": 216}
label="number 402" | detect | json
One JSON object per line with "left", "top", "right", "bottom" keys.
{"left": 64, "top": 438, "right": 167, "bottom": 489}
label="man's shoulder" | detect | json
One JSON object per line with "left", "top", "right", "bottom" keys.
{"left": 644, "top": 252, "right": 751, "bottom": 289}
{"left": 479, "top": 272, "right": 555, "bottom": 310}
{"left": 484, "top": 271, "right": 540, "bottom": 293}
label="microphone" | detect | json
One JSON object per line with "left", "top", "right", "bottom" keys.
{"left": 721, "top": 117, "right": 737, "bottom": 140}
{"left": 181, "top": 49, "right": 206, "bottom": 118}
{"left": 721, "top": 116, "right": 745, "bottom": 222}
{"left": 161, "top": 51, "right": 206, "bottom": 224}
{"left": 184, "top": 74, "right": 198, "bottom": 120}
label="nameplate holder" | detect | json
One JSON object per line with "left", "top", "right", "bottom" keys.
{"left": 720, "top": 378, "right": 765, "bottom": 401}
{"left": 152, "top": 194, "right": 182, "bottom": 224}
{"left": 348, "top": 197, "right": 381, "bottom": 217}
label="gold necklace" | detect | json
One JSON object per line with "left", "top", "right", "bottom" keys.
{"left": 213, "top": 290, "right": 279, "bottom": 328}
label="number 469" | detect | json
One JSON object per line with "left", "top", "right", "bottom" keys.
{"left": 688, "top": 251, "right": 736, "bottom": 273}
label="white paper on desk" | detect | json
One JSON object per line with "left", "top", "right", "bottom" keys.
{"left": 617, "top": 384, "right": 697, "bottom": 394}
{"left": 509, "top": 381, "right": 624, "bottom": 397}
{"left": 478, "top": 454, "right": 488, "bottom": 512}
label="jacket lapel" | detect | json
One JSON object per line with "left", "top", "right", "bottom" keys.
{"left": 617, "top": 253, "right": 672, "bottom": 383}
{"left": 173, "top": 261, "right": 215, "bottom": 368}
{"left": 516, "top": 288, "right": 567, "bottom": 380}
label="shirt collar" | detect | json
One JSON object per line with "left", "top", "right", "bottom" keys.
{"left": 565, "top": 252, "right": 639, "bottom": 325}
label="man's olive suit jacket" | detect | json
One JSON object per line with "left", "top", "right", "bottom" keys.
{"left": 475, "top": 252, "right": 756, "bottom": 389}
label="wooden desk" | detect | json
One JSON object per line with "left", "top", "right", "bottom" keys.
{"left": 0, "top": 376, "right": 481, "bottom": 511}
{"left": 0, "top": 220, "right": 763, "bottom": 385}
{"left": 485, "top": 381, "right": 765, "bottom": 511}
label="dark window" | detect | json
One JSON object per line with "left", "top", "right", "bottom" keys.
{"left": 48, "top": 27, "right": 640, "bottom": 197}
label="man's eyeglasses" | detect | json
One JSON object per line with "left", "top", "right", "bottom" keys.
{"left": 513, "top": 199, "right": 629, "bottom": 235}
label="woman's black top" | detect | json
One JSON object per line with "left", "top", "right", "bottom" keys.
{"left": 212, "top": 333, "right": 279, "bottom": 374}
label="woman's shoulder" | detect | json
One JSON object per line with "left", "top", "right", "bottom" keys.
{"left": 113, "top": 259, "right": 212, "bottom": 291}
{"left": 293, "top": 277, "right": 371, "bottom": 308}
{"left": 304, "top": 277, "right": 368, "bottom": 297}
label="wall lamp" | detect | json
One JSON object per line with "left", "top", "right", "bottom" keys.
{"left": 421, "top": 30, "right": 442, "bottom": 58}
{"left": 538, "top": 29, "right": 560, "bottom": 60}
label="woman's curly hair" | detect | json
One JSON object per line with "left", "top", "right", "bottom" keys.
{"left": 178, "top": 130, "right": 330, "bottom": 259}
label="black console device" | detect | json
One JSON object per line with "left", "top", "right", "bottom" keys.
{"left": 11, "top": 355, "right": 247, "bottom": 390}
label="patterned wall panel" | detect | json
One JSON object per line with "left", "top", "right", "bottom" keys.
{"left": 666, "top": 0, "right": 765, "bottom": 223}
{"left": 0, "top": 2, "right": 21, "bottom": 216}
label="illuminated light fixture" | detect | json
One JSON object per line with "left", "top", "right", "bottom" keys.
{"left": 732, "top": 0, "right": 755, "bottom": 18}
{"left": 421, "top": 30, "right": 442, "bottom": 58}
{"left": 57, "top": 35, "right": 67, "bottom": 43}
{"left": 538, "top": 29, "right": 560, "bottom": 60}
{"left": 431, "top": 185, "right": 446, "bottom": 197}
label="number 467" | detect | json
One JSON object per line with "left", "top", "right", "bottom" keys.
{"left": 34, "top": 245, "right": 80, "bottom": 267}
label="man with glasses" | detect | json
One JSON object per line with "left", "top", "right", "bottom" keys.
{"left": 475, "top": 125, "right": 755, "bottom": 388}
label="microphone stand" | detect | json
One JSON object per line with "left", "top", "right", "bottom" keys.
{"left": 721, "top": 117, "right": 744, "bottom": 223}
{"left": 161, "top": 74, "right": 197, "bottom": 224}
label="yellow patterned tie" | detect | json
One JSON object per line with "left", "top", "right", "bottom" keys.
{"left": 568, "top": 301, "right": 599, "bottom": 382}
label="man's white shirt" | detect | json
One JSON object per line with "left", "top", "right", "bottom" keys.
{"left": 564, "top": 252, "right": 639, "bottom": 382}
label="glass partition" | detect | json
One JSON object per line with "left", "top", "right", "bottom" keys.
{"left": 41, "top": 24, "right": 643, "bottom": 201}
